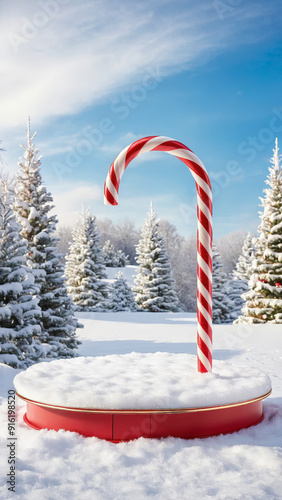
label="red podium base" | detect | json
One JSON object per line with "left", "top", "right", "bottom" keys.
{"left": 17, "top": 390, "right": 271, "bottom": 441}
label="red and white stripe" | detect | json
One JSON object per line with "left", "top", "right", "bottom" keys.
{"left": 104, "top": 136, "right": 213, "bottom": 373}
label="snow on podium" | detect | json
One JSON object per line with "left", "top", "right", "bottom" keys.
{"left": 14, "top": 136, "right": 272, "bottom": 441}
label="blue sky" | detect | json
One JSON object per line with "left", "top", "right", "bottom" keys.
{"left": 0, "top": 0, "right": 281, "bottom": 238}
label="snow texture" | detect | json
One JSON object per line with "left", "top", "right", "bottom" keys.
{"left": 14, "top": 352, "right": 271, "bottom": 410}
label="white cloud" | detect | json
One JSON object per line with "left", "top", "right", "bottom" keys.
{"left": 0, "top": 0, "right": 274, "bottom": 130}
{"left": 51, "top": 181, "right": 103, "bottom": 226}
{"left": 97, "top": 132, "right": 142, "bottom": 155}
{"left": 37, "top": 133, "right": 82, "bottom": 157}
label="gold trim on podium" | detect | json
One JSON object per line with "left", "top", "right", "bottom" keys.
{"left": 16, "top": 389, "right": 272, "bottom": 414}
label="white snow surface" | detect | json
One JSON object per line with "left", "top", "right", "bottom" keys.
{"left": 1, "top": 312, "right": 282, "bottom": 499}
{"left": 14, "top": 353, "right": 271, "bottom": 409}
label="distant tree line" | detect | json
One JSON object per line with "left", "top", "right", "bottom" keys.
{"left": 56, "top": 214, "right": 247, "bottom": 313}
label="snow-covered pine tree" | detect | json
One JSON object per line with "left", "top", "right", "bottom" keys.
{"left": 108, "top": 272, "right": 137, "bottom": 311}
{"left": 133, "top": 203, "right": 181, "bottom": 312}
{"left": 0, "top": 182, "right": 44, "bottom": 368}
{"left": 65, "top": 208, "right": 108, "bottom": 311}
{"left": 238, "top": 139, "right": 282, "bottom": 323}
{"left": 212, "top": 244, "right": 234, "bottom": 324}
{"left": 13, "top": 119, "right": 80, "bottom": 357}
{"left": 103, "top": 240, "right": 129, "bottom": 267}
{"left": 230, "top": 233, "right": 255, "bottom": 321}
{"left": 115, "top": 249, "right": 130, "bottom": 267}
{"left": 102, "top": 240, "right": 115, "bottom": 266}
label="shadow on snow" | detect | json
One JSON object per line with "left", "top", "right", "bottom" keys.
{"left": 78, "top": 339, "right": 243, "bottom": 360}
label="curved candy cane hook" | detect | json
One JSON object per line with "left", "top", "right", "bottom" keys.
{"left": 104, "top": 136, "right": 212, "bottom": 372}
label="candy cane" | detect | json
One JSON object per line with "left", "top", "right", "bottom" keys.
{"left": 104, "top": 136, "right": 212, "bottom": 373}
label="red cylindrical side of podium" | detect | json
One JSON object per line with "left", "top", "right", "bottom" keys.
{"left": 21, "top": 396, "right": 265, "bottom": 441}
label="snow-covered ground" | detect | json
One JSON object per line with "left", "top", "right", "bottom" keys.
{"left": 1, "top": 313, "right": 282, "bottom": 499}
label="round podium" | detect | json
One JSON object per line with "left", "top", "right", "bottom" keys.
{"left": 14, "top": 353, "right": 272, "bottom": 441}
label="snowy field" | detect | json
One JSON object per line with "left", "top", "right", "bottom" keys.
{"left": 1, "top": 312, "right": 282, "bottom": 499}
